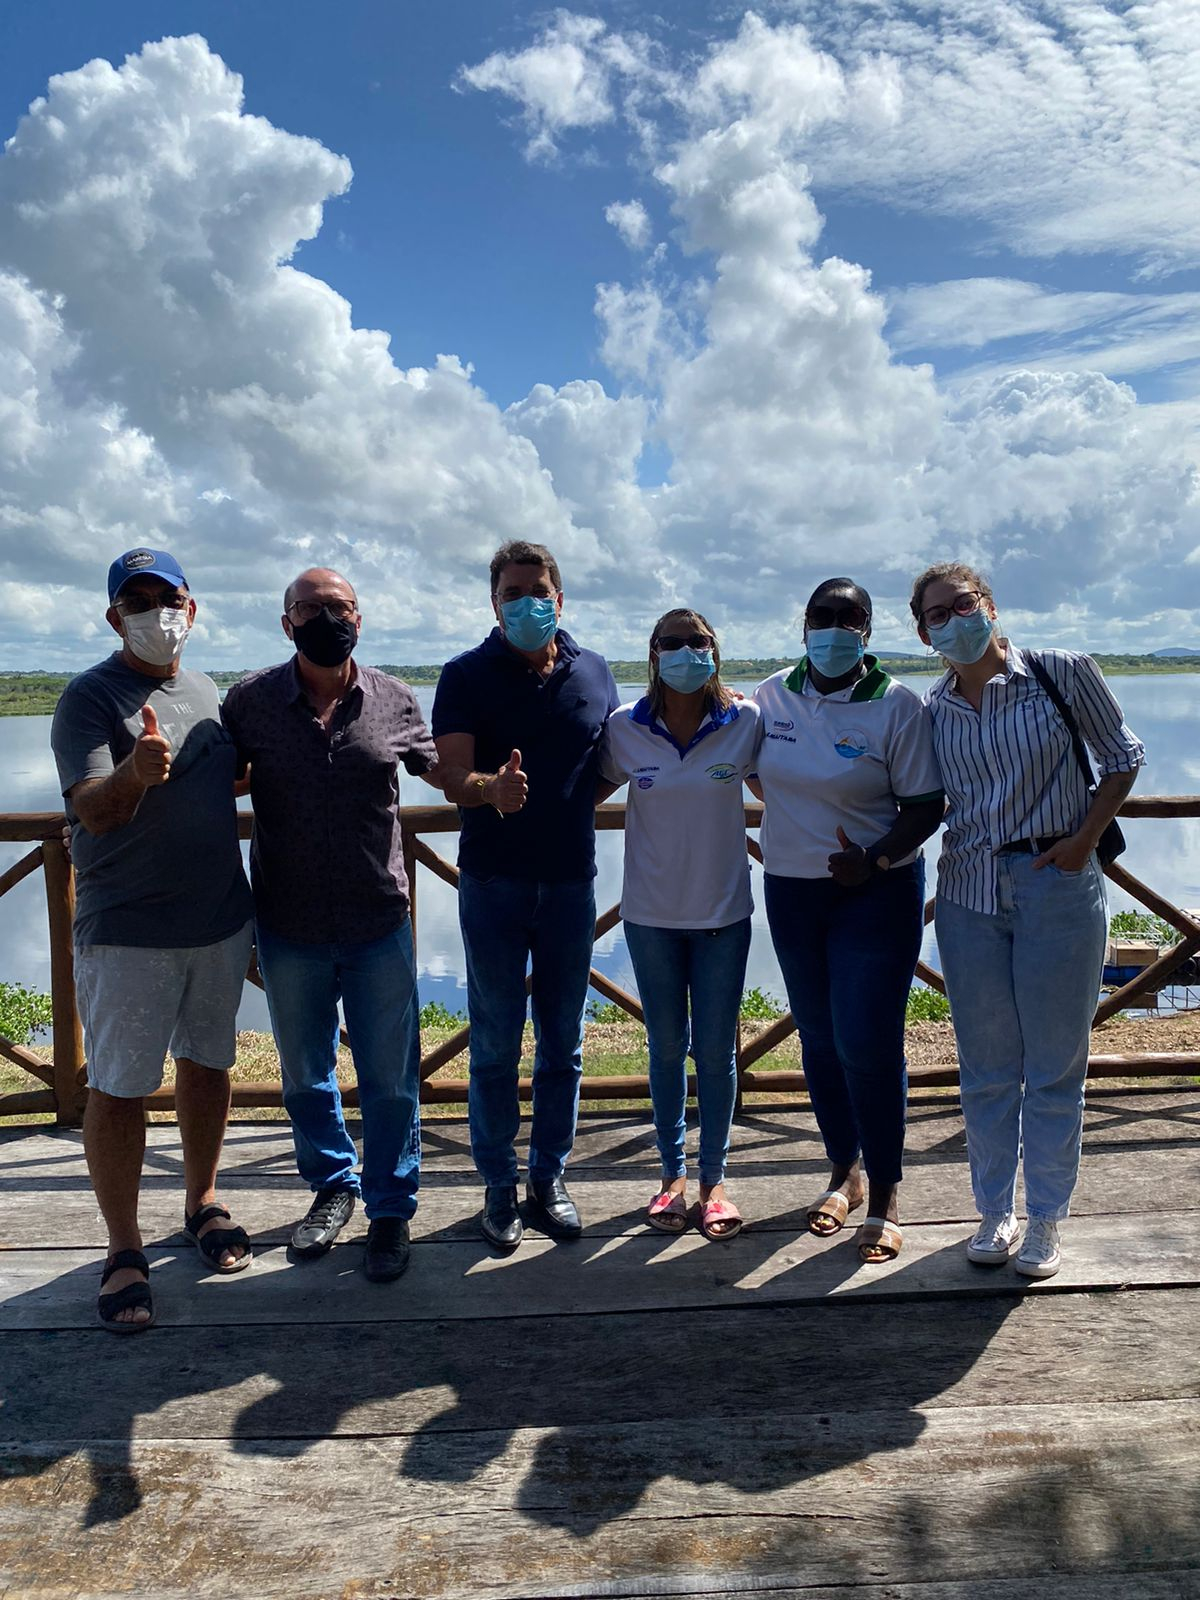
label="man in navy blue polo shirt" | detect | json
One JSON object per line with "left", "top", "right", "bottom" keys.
{"left": 432, "top": 540, "right": 619, "bottom": 1248}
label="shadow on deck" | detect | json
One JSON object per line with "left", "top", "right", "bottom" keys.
{"left": 2, "top": 1093, "right": 1199, "bottom": 1598}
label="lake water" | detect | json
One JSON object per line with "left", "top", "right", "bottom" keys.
{"left": 2, "top": 674, "right": 1197, "bottom": 1034}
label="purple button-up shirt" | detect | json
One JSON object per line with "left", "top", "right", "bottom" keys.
{"left": 222, "top": 659, "right": 437, "bottom": 945}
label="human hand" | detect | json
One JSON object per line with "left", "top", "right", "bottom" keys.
{"left": 131, "top": 704, "right": 171, "bottom": 786}
{"left": 827, "top": 824, "right": 872, "bottom": 887}
{"left": 1032, "top": 834, "right": 1093, "bottom": 873}
{"left": 487, "top": 749, "right": 528, "bottom": 815}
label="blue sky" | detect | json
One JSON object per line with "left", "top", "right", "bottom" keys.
{"left": 1, "top": 2, "right": 1198, "bottom": 667}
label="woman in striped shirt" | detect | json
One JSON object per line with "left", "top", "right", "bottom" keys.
{"left": 913, "top": 563, "right": 1144, "bottom": 1279}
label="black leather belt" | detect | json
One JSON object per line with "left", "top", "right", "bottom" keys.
{"left": 996, "top": 836, "right": 1067, "bottom": 855}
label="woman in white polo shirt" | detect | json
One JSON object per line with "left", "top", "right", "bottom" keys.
{"left": 600, "top": 608, "right": 762, "bottom": 1241}
{"left": 751, "top": 579, "right": 943, "bottom": 1263}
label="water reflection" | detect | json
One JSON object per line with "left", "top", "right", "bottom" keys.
{"left": 2, "top": 674, "right": 1197, "bottom": 1032}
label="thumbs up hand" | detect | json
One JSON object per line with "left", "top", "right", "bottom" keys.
{"left": 132, "top": 703, "right": 171, "bottom": 786}
{"left": 827, "top": 824, "right": 871, "bottom": 887}
{"left": 487, "top": 748, "right": 528, "bottom": 814}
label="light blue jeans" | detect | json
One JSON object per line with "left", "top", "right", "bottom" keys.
{"left": 255, "top": 921, "right": 421, "bottom": 1220}
{"left": 935, "top": 852, "right": 1107, "bottom": 1222}
{"left": 624, "top": 917, "right": 752, "bottom": 1187}
{"left": 458, "top": 872, "right": 595, "bottom": 1188}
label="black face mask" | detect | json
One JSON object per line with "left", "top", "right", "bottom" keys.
{"left": 291, "top": 607, "right": 357, "bottom": 668}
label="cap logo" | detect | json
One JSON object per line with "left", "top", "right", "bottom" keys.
{"left": 123, "top": 550, "right": 155, "bottom": 571}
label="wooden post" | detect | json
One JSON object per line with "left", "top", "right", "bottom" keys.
{"left": 403, "top": 827, "right": 418, "bottom": 964}
{"left": 42, "top": 839, "right": 85, "bottom": 1126}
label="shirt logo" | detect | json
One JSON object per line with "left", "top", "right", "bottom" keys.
{"left": 772, "top": 718, "right": 794, "bottom": 731}
{"left": 706, "top": 763, "right": 738, "bottom": 783}
{"left": 833, "top": 728, "right": 869, "bottom": 760}
{"left": 637, "top": 776, "right": 655, "bottom": 789}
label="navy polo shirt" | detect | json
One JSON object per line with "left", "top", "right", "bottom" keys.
{"left": 432, "top": 627, "right": 620, "bottom": 882}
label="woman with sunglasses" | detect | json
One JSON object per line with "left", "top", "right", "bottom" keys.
{"left": 750, "top": 579, "right": 944, "bottom": 1263}
{"left": 912, "top": 563, "right": 1144, "bottom": 1278}
{"left": 599, "top": 609, "right": 762, "bottom": 1240}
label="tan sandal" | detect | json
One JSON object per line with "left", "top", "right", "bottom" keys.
{"left": 646, "top": 1190, "right": 689, "bottom": 1234}
{"left": 858, "top": 1216, "right": 902, "bottom": 1263}
{"left": 806, "top": 1188, "right": 863, "bottom": 1237}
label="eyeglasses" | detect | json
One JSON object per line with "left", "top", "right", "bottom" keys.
{"left": 656, "top": 633, "right": 712, "bottom": 652}
{"left": 806, "top": 603, "right": 869, "bottom": 633}
{"left": 287, "top": 600, "right": 358, "bottom": 625}
{"left": 116, "top": 594, "right": 189, "bottom": 615}
{"left": 920, "top": 591, "right": 982, "bottom": 630}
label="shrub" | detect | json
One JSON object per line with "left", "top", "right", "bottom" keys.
{"left": 0, "top": 982, "right": 53, "bottom": 1046}
{"left": 419, "top": 1000, "right": 466, "bottom": 1029}
{"left": 739, "top": 986, "right": 784, "bottom": 1019}
{"left": 587, "top": 1000, "right": 630, "bottom": 1024}
{"left": 906, "top": 985, "right": 951, "bottom": 1023}
{"left": 1109, "top": 910, "right": 1175, "bottom": 946}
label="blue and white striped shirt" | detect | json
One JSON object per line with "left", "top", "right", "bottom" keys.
{"left": 926, "top": 644, "right": 1145, "bottom": 915}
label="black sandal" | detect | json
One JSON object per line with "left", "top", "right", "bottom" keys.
{"left": 98, "top": 1249, "right": 155, "bottom": 1334}
{"left": 183, "top": 1202, "right": 253, "bottom": 1274}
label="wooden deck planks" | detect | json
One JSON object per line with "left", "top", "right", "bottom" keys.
{"left": 2, "top": 1096, "right": 1199, "bottom": 1599}
{"left": 1, "top": 1400, "right": 1197, "bottom": 1598}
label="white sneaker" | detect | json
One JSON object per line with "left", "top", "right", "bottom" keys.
{"left": 966, "top": 1211, "right": 1020, "bottom": 1266}
{"left": 1014, "top": 1217, "right": 1061, "bottom": 1279}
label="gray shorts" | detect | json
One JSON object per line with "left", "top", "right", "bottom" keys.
{"left": 76, "top": 921, "right": 253, "bottom": 1098}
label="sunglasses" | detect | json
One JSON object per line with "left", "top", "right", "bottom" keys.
{"left": 806, "top": 603, "right": 869, "bottom": 632}
{"left": 656, "top": 633, "right": 712, "bottom": 652}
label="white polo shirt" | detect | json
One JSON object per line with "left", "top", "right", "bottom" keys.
{"left": 600, "top": 697, "right": 763, "bottom": 929}
{"left": 753, "top": 659, "right": 942, "bottom": 880}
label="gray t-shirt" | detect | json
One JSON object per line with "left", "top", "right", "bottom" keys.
{"left": 51, "top": 654, "right": 253, "bottom": 949}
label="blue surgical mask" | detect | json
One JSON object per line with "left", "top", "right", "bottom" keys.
{"left": 805, "top": 627, "right": 865, "bottom": 679}
{"left": 928, "top": 607, "right": 994, "bottom": 665}
{"left": 657, "top": 646, "right": 715, "bottom": 694}
{"left": 500, "top": 594, "right": 558, "bottom": 652}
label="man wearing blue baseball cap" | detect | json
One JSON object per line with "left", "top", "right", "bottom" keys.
{"left": 51, "top": 549, "right": 254, "bottom": 1332}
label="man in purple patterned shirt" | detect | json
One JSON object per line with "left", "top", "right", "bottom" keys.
{"left": 222, "top": 567, "right": 451, "bottom": 1283}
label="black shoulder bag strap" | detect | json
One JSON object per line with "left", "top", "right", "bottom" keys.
{"left": 1026, "top": 653, "right": 1125, "bottom": 866}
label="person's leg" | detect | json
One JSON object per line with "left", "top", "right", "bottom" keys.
{"left": 624, "top": 921, "right": 691, "bottom": 1192}
{"left": 458, "top": 873, "right": 535, "bottom": 1187}
{"left": 826, "top": 863, "right": 925, "bottom": 1253}
{"left": 765, "top": 873, "right": 864, "bottom": 1220}
{"left": 527, "top": 878, "right": 596, "bottom": 1183}
{"left": 337, "top": 922, "right": 422, "bottom": 1221}
{"left": 171, "top": 922, "right": 254, "bottom": 1265}
{"left": 935, "top": 877, "right": 1023, "bottom": 1221}
{"left": 1009, "top": 855, "right": 1107, "bottom": 1222}
{"left": 688, "top": 918, "right": 752, "bottom": 1197}
{"left": 254, "top": 925, "right": 360, "bottom": 1198}
{"left": 76, "top": 944, "right": 179, "bottom": 1323}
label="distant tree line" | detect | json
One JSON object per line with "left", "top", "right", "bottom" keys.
{"left": 3, "top": 653, "right": 1199, "bottom": 717}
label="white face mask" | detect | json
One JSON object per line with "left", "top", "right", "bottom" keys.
{"left": 121, "top": 606, "right": 191, "bottom": 667}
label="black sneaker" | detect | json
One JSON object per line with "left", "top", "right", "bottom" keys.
{"left": 364, "top": 1217, "right": 411, "bottom": 1282}
{"left": 291, "top": 1186, "right": 357, "bottom": 1258}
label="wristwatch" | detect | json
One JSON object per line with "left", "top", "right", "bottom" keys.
{"left": 866, "top": 845, "right": 892, "bottom": 873}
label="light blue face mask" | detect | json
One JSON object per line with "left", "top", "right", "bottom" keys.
{"left": 657, "top": 646, "right": 715, "bottom": 694}
{"left": 928, "top": 607, "right": 994, "bottom": 665}
{"left": 806, "top": 627, "right": 865, "bottom": 679}
{"left": 500, "top": 594, "right": 558, "bottom": 652}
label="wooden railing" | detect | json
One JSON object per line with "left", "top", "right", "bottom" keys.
{"left": 2, "top": 797, "right": 1199, "bottom": 1125}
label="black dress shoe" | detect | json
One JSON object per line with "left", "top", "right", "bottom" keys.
{"left": 291, "top": 1186, "right": 357, "bottom": 1258}
{"left": 482, "top": 1184, "right": 523, "bottom": 1249}
{"left": 363, "top": 1217, "right": 411, "bottom": 1282}
{"left": 525, "top": 1175, "right": 582, "bottom": 1239}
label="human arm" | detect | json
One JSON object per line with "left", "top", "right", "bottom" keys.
{"left": 66, "top": 704, "right": 172, "bottom": 837}
{"left": 1033, "top": 770, "right": 1137, "bottom": 872}
{"left": 432, "top": 733, "right": 528, "bottom": 813}
{"left": 827, "top": 800, "right": 945, "bottom": 887}
{"left": 828, "top": 697, "right": 944, "bottom": 885}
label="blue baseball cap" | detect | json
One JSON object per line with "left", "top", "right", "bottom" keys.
{"left": 107, "top": 548, "right": 188, "bottom": 604}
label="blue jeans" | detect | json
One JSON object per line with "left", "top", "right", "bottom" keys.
{"left": 936, "top": 852, "right": 1106, "bottom": 1222}
{"left": 255, "top": 921, "right": 421, "bottom": 1220}
{"left": 624, "top": 918, "right": 751, "bottom": 1187}
{"left": 765, "top": 862, "right": 925, "bottom": 1186}
{"left": 458, "top": 872, "right": 595, "bottom": 1187}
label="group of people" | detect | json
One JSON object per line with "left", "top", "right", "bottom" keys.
{"left": 51, "top": 540, "right": 1143, "bottom": 1334}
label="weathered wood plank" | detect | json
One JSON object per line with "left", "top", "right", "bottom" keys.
{"left": 2, "top": 1289, "right": 1196, "bottom": 1444}
{"left": 2, "top": 1144, "right": 1197, "bottom": 1250}
{"left": 2, "top": 1212, "right": 1197, "bottom": 1331}
{"left": 561, "top": 1581, "right": 1200, "bottom": 1600}
{"left": 1, "top": 1400, "right": 1197, "bottom": 1599}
